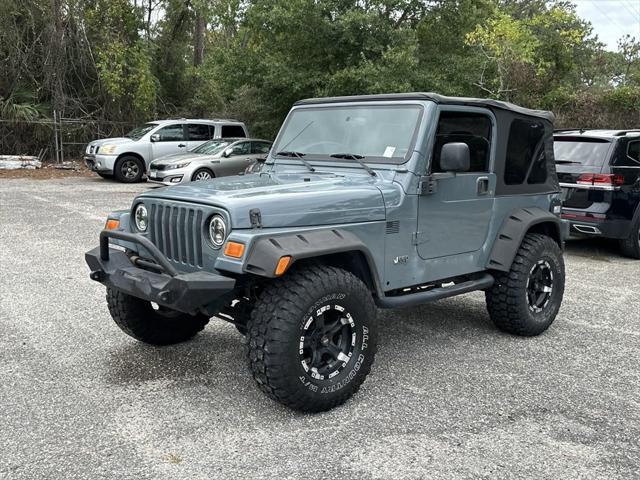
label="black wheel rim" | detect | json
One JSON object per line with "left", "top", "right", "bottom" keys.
{"left": 121, "top": 159, "right": 139, "bottom": 180}
{"left": 526, "top": 260, "right": 554, "bottom": 313}
{"left": 194, "top": 170, "right": 211, "bottom": 181}
{"left": 300, "top": 304, "right": 356, "bottom": 380}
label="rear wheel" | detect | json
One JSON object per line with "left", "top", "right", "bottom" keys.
{"left": 114, "top": 155, "right": 144, "bottom": 183}
{"left": 619, "top": 213, "right": 640, "bottom": 259}
{"left": 191, "top": 168, "right": 214, "bottom": 182}
{"left": 106, "top": 288, "right": 210, "bottom": 345}
{"left": 246, "top": 265, "right": 377, "bottom": 412}
{"left": 486, "top": 233, "right": 565, "bottom": 336}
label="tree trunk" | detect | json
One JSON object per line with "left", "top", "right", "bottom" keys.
{"left": 194, "top": 13, "right": 205, "bottom": 66}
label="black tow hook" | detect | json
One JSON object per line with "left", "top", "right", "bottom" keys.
{"left": 90, "top": 270, "right": 105, "bottom": 282}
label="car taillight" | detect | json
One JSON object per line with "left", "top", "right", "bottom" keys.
{"left": 576, "top": 173, "right": 624, "bottom": 186}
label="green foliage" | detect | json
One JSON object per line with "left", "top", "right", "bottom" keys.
{"left": 1, "top": 0, "right": 638, "bottom": 151}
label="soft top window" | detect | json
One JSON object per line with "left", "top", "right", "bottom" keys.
{"left": 505, "top": 119, "right": 547, "bottom": 185}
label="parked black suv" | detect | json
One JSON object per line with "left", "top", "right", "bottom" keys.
{"left": 554, "top": 129, "right": 640, "bottom": 258}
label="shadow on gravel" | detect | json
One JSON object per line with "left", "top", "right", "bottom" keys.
{"left": 102, "top": 326, "right": 245, "bottom": 386}
{"left": 564, "top": 237, "right": 628, "bottom": 261}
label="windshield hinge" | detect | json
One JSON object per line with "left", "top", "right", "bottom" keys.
{"left": 418, "top": 175, "right": 437, "bottom": 195}
{"left": 249, "top": 208, "right": 262, "bottom": 229}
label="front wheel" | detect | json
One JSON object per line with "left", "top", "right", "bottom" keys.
{"left": 106, "top": 288, "right": 210, "bottom": 345}
{"left": 114, "top": 156, "right": 144, "bottom": 183}
{"left": 247, "top": 265, "right": 377, "bottom": 412}
{"left": 191, "top": 168, "right": 214, "bottom": 182}
{"left": 486, "top": 233, "right": 565, "bottom": 336}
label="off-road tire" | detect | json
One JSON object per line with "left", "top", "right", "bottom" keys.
{"left": 247, "top": 265, "right": 377, "bottom": 412}
{"left": 106, "top": 287, "right": 210, "bottom": 345}
{"left": 619, "top": 212, "right": 640, "bottom": 259}
{"left": 114, "top": 155, "right": 144, "bottom": 183}
{"left": 486, "top": 233, "right": 565, "bottom": 336}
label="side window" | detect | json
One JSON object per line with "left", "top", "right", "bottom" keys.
{"left": 221, "top": 125, "right": 246, "bottom": 138}
{"left": 230, "top": 142, "right": 250, "bottom": 156}
{"left": 504, "top": 119, "right": 547, "bottom": 185}
{"left": 432, "top": 111, "right": 491, "bottom": 172}
{"left": 156, "top": 124, "right": 185, "bottom": 142}
{"left": 188, "top": 124, "right": 214, "bottom": 141}
{"left": 252, "top": 142, "right": 271, "bottom": 154}
{"left": 618, "top": 141, "right": 640, "bottom": 167}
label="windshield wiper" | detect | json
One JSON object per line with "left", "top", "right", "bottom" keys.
{"left": 330, "top": 153, "right": 376, "bottom": 176}
{"left": 275, "top": 151, "right": 316, "bottom": 172}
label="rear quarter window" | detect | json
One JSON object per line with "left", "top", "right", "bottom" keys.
{"left": 504, "top": 119, "right": 547, "bottom": 185}
{"left": 616, "top": 140, "right": 640, "bottom": 167}
{"left": 221, "top": 125, "right": 246, "bottom": 138}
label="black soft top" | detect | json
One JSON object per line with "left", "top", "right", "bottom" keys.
{"left": 295, "top": 92, "right": 554, "bottom": 122}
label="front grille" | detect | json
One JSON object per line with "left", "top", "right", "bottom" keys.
{"left": 148, "top": 203, "right": 204, "bottom": 267}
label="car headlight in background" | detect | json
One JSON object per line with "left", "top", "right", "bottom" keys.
{"left": 166, "top": 162, "right": 191, "bottom": 170}
{"left": 208, "top": 215, "right": 226, "bottom": 248}
{"left": 134, "top": 204, "right": 148, "bottom": 232}
{"left": 99, "top": 144, "right": 118, "bottom": 154}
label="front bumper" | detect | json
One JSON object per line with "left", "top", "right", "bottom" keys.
{"left": 84, "top": 154, "right": 117, "bottom": 174}
{"left": 147, "top": 167, "right": 190, "bottom": 185}
{"left": 85, "top": 230, "right": 235, "bottom": 314}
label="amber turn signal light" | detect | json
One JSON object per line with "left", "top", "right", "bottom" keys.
{"left": 105, "top": 219, "right": 120, "bottom": 230}
{"left": 274, "top": 256, "right": 292, "bottom": 276}
{"left": 223, "top": 241, "right": 245, "bottom": 258}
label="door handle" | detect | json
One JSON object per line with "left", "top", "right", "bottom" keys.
{"left": 477, "top": 176, "right": 490, "bottom": 195}
{"left": 178, "top": 143, "right": 186, "bottom": 148}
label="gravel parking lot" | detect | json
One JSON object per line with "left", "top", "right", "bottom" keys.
{"left": 1, "top": 176, "right": 638, "bottom": 480}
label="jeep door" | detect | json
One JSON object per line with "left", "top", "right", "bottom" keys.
{"left": 150, "top": 123, "right": 188, "bottom": 163}
{"left": 417, "top": 109, "right": 496, "bottom": 265}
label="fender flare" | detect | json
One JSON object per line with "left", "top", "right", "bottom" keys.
{"left": 244, "top": 228, "right": 382, "bottom": 293}
{"left": 487, "top": 207, "right": 562, "bottom": 272}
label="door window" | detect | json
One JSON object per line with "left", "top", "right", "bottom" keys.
{"left": 504, "top": 119, "right": 547, "bottom": 185}
{"left": 229, "top": 142, "right": 250, "bottom": 156}
{"left": 618, "top": 141, "right": 640, "bottom": 167}
{"left": 156, "top": 124, "right": 185, "bottom": 142}
{"left": 251, "top": 142, "right": 271, "bottom": 154}
{"left": 221, "top": 125, "right": 246, "bottom": 138}
{"left": 188, "top": 124, "right": 214, "bottom": 141}
{"left": 432, "top": 112, "right": 491, "bottom": 173}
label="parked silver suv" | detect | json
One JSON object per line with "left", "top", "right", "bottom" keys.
{"left": 84, "top": 119, "right": 248, "bottom": 182}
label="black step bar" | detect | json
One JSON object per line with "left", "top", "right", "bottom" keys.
{"left": 376, "top": 273, "right": 494, "bottom": 309}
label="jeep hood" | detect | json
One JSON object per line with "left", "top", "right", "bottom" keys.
{"left": 140, "top": 173, "right": 386, "bottom": 228}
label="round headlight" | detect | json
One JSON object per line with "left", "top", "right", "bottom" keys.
{"left": 134, "top": 204, "right": 148, "bottom": 232}
{"left": 208, "top": 215, "right": 226, "bottom": 248}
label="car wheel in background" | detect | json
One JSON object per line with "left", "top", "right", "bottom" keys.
{"left": 114, "top": 155, "right": 144, "bottom": 183}
{"left": 619, "top": 211, "right": 640, "bottom": 259}
{"left": 191, "top": 168, "right": 214, "bottom": 182}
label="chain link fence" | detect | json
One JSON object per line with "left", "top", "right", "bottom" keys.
{"left": 0, "top": 112, "right": 137, "bottom": 163}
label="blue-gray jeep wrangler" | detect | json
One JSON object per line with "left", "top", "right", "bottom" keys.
{"left": 86, "top": 93, "right": 567, "bottom": 412}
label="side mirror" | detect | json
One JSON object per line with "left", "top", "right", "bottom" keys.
{"left": 440, "top": 142, "right": 470, "bottom": 172}
{"left": 223, "top": 148, "right": 233, "bottom": 158}
{"left": 150, "top": 133, "right": 160, "bottom": 142}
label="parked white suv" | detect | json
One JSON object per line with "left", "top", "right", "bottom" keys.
{"left": 84, "top": 119, "right": 248, "bottom": 182}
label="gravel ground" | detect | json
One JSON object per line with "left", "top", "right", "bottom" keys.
{"left": 1, "top": 176, "right": 638, "bottom": 480}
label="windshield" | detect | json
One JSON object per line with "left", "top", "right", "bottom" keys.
{"left": 272, "top": 105, "right": 423, "bottom": 163}
{"left": 191, "top": 139, "right": 230, "bottom": 154}
{"left": 125, "top": 123, "right": 158, "bottom": 141}
{"left": 553, "top": 138, "right": 611, "bottom": 167}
